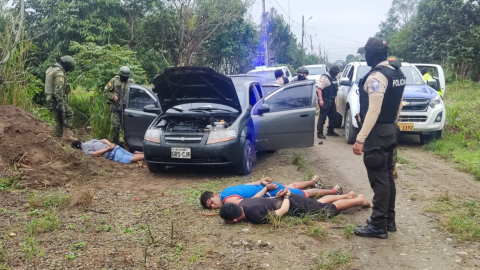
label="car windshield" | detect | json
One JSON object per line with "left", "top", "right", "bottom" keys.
{"left": 235, "top": 86, "right": 247, "bottom": 108}
{"left": 357, "top": 66, "right": 425, "bottom": 85}
{"left": 307, "top": 67, "right": 327, "bottom": 75}
{"left": 248, "top": 70, "right": 276, "bottom": 81}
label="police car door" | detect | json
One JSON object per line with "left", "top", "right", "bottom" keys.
{"left": 252, "top": 81, "right": 316, "bottom": 151}
{"left": 124, "top": 86, "right": 160, "bottom": 150}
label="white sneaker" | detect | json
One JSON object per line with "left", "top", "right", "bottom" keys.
{"left": 312, "top": 175, "right": 323, "bottom": 189}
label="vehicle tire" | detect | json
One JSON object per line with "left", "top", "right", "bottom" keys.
{"left": 420, "top": 130, "right": 442, "bottom": 144}
{"left": 333, "top": 112, "right": 343, "bottom": 128}
{"left": 147, "top": 162, "right": 166, "bottom": 173}
{"left": 235, "top": 139, "right": 255, "bottom": 176}
{"left": 345, "top": 109, "right": 358, "bottom": 144}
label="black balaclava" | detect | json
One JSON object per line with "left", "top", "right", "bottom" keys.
{"left": 119, "top": 75, "right": 129, "bottom": 82}
{"left": 365, "top": 50, "right": 388, "bottom": 67}
{"left": 297, "top": 74, "right": 307, "bottom": 81}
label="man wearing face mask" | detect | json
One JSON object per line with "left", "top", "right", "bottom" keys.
{"left": 316, "top": 65, "right": 341, "bottom": 139}
{"left": 353, "top": 37, "right": 406, "bottom": 239}
{"left": 292, "top": 66, "right": 309, "bottom": 82}
{"left": 104, "top": 66, "right": 134, "bottom": 145}
{"left": 45, "top": 55, "right": 78, "bottom": 142}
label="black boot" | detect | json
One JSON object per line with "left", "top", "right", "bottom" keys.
{"left": 326, "top": 130, "right": 339, "bottom": 137}
{"left": 387, "top": 220, "right": 397, "bottom": 232}
{"left": 354, "top": 221, "right": 388, "bottom": 239}
{"left": 317, "top": 133, "right": 326, "bottom": 139}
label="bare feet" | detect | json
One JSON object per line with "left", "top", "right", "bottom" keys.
{"left": 358, "top": 194, "right": 372, "bottom": 207}
{"left": 347, "top": 191, "right": 356, "bottom": 199}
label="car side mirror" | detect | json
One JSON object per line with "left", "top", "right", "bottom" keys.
{"left": 427, "top": 79, "right": 437, "bottom": 88}
{"left": 293, "top": 73, "right": 297, "bottom": 77}
{"left": 340, "top": 78, "right": 351, "bottom": 86}
{"left": 257, "top": 104, "right": 271, "bottom": 115}
{"left": 143, "top": 104, "right": 161, "bottom": 114}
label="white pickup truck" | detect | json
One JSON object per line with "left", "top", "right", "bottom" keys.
{"left": 335, "top": 62, "right": 446, "bottom": 144}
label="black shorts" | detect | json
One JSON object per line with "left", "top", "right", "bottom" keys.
{"left": 288, "top": 194, "right": 339, "bottom": 217}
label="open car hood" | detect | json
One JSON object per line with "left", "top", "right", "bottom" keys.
{"left": 153, "top": 67, "right": 241, "bottom": 112}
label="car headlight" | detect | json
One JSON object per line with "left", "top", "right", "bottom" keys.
{"left": 206, "top": 130, "right": 237, "bottom": 145}
{"left": 429, "top": 95, "right": 442, "bottom": 109}
{"left": 145, "top": 129, "right": 162, "bottom": 144}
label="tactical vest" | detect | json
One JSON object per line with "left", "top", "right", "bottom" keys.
{"left": 44, "top": 64, "right": 65, "bottom": 96}
{"left": 359, "top": 65, "right": 406, "bottom": 124}
{"left": 321, "top": 74, "right": 338, "bottom": 98}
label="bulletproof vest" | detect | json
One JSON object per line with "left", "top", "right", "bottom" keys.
{"left": 359, "top": 65, "right": 406, "bottom": 124}
{"left": 44, "top": 64, "right": 65, "bottom": 96}
{"left": 113, "top": 76, "right": 133, "bottom": 104}
{"left": 321, "top": 74, "right": 338, "bottom": 98}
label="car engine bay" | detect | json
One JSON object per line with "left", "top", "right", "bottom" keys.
{"left": 156, "top": 116, "right": 236, "bottom": 133}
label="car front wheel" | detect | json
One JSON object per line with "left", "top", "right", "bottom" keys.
{"left": 147, "top": 162, "right": 166, "bottom": 173}
{"left": 420, "top": 130, "right": 442, "bottom": 144}
{"left": 235, "top": 139, "right": 255, "bottom": 175}
{"left": 345, "top": 109, "right": 358, "bottom": 144}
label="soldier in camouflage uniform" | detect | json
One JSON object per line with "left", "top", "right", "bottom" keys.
{"left": 45, "top": 55, "right": 77, "bottom": 142}
{"left": 104, "top": 66, "right": 134, "bottom": 145}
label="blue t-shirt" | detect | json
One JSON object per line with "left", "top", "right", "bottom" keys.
{"left": 220, "top": 185, "right": 264, "bottom": 203}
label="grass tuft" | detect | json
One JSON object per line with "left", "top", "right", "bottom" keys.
{"left": 292, "top": 152, "right": 307, "bottom": 170}
{"left": 342, "top": 224, "right": 355, "bottom": 239}
{"left": 424, "top": 194, "right": 480, "bottom": 241}
{"left": 0, "top": 177, "right": 24, "bottom": 191}
{"left": 28, "top": 192, "right": 71, "bottom": 209}
{"left": 315, "top": 250, "right": 352, "bottom": 270}
{"left": 423, "top": 80, "right": 480, "bottom": 180}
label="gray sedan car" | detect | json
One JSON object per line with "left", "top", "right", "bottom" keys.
{"left": 123, "top": 67, "right": 317, "bottom": 175}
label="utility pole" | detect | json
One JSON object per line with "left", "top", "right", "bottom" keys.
{"left": 262, "top": 0, "right": 269, "bottom": 67}
{"left": 310, "top": 35, "right": 314, "bottom": 54}
{"left": 301, "top": 15, "right": 304, "bottom": 63}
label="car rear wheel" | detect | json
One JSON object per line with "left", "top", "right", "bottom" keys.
{"left": 345, "top": 109, "right": 358, "bottom": 144}
{"left": 147, "top": 162, "right": 166, "bottom": 173}
{"left": 235, "top": 139, "right": 255, "bottom": 175}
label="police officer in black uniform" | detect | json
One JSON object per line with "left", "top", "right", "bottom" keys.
{"left": 316, "top": 65, "right": 341, "bottom": 139}
{"left": 353, "top": 37, "right": 406, "bottom": 239}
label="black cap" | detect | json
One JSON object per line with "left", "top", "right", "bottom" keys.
{"left": 330, "top": 65, "right": 341, "bottom": 73}
{"left": 219, "top": 203, "right": 243, "bottom": 221}
{"left": 359, "top": 37, "right": 388, "bottom": 53}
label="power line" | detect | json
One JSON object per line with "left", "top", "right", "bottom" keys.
{"left": 268, "top": 0, "right": 365, "bottom": 44}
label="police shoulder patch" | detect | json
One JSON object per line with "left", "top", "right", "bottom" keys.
{"left": 370, "top": 80, "right": 380, "bottom": 92}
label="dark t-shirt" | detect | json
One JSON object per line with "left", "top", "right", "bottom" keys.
{"left": 238, "top": 197, "right": 282, "bottom": 224}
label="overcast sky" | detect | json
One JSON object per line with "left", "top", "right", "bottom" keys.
{"left": 250, "top": 0, "right": 393, "bottom": 62}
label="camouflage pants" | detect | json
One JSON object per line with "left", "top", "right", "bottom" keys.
{"left": 110, "top": 106, "right": 123, "bottom": 144}
{"left": 48, "top": 99, "right": 74, "bottom": 137}
{"left": 393, "top": 148, "right": 398, "bottom": 163}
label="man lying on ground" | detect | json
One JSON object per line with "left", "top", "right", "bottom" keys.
{"left": 200, "top": 176, "right": 343, "bottom": 210}
{"left": 220, "top": 187, "right": 371, "bottom": 224}
{"left": 71, "top": 139, "right": 144, "bottom": 164}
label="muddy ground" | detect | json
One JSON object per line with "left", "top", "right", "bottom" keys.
{"left": 1, "top": 106, "right": 480, "bottom": 269}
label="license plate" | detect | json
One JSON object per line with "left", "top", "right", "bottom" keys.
{"left": 171, "top": 148, "right": 191, "bottom": 159}
{"left": 398, "top": 123, "right": 414, "bottom": 131}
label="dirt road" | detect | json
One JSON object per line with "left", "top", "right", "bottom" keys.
{"left": 297, "top": 130, "right": 480, "bottom": 270}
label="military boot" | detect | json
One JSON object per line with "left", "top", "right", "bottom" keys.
{"left": 354, "top": 220, "right": 388, "bottom": 239}
{"left": 317, "top": 132, "right": 326, "bottom": 139}
{"left": 62, "top": 128, "right": 78, "bottom": 142}
{"left": 326, "top": 130, "right": 339, "bottom": 137}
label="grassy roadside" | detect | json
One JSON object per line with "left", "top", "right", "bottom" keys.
{"left": 423, "top": 80, "right": 480, "bottom": 180}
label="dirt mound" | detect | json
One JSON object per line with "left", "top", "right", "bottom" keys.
{"left": 0, "top": 105, "right": 100, "bottom": 188}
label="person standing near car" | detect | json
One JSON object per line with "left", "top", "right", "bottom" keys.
{"left": 104, "top": 66, "right": 134, "bottom": 145}
{"left": 352, "top": 37, "right": 406, "bottom": 239}
{"left": 45, "top": 55, "right": 78, "bottom": 142}
{"left": 316, "top": 65, "right": 341, "bottom": 139}
{"left": 291, "top": 66, "right": 309, "bottom": 82}
{"left": 274, "top": 69, "right": 289, "bottom": 85}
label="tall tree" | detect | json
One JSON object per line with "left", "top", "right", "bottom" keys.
{"left": 0, "top": 0, "right": 25, "bottom": 78}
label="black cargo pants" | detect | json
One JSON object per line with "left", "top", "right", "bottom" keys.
{"left": 317, "top": 98, "right": 337, "bottom": 134}
{"left": 363, "top": 123, "right": 399, "bottom": 229}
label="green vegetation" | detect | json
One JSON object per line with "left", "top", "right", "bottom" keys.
{"left": 28, "top": 192, "right": 71, "bottom": 209}
{"left": 23, "top": 237, "right": 42, "bottom": 260}
{"left": 0, "top": 240, "right": 5, "bottom": 263}
{"left": 314, "top": 251, "right": 352, "bottom": 270}
{"left": 423, "top": 81, "right": 480, "bottom": 180}
{"left": 70, "top": 242, "right": 86, "bottom": 251}
{"left": 27, "top": 209, "right": 61, "bottom": 236}
{"left": 292, "top": 152, "right": 308, "bottom": 171}
{"left": 0, "top": 177, "right": 23, "bottom": 191}
{"left": 424, "top": 194, "right": 480, "bottom": 241}
{"left": 342, "top": 224, "right": 355, "bottom": 240}
{"left": 308, "top": 225, "right": 327, "bottom": 240}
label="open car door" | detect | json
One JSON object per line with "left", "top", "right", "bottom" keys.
{"left": 124, "top": 85, "right": 161, "bottom": 151}
{"left": 252, "top": 81, "right": 316, "bottom": 152}
{"left": 413, "top": 64, "right": 446, "bottom": 97}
